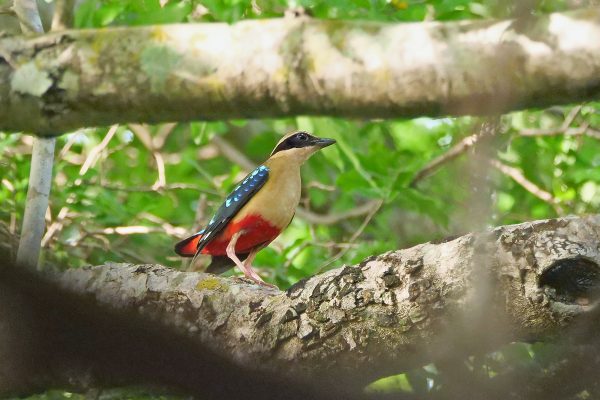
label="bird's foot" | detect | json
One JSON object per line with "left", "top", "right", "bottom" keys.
{"left": 256, "top": 279, "right": 278, "bottom": 289}
{"left": 242, "top": 267, "right": 278, "bottom": 289}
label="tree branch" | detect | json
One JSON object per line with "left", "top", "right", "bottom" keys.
{"left": 3, "top": 215, "right": 599, "bottom": 394}
{"left": 410, "top": 132, "right": 481, "bottom": 187}
{"left": 12, "top": 0, "right": 43, "bottom": 35}
{"left": 13, "top": 0, "right": 56, "bottom": 268}
{"left": 0, "top": 257, "right": 350, "bottom": 400}
{"left": 490, "top": 159, "right": 563, "bottom": 214}
{"left": 2, "top": 9, "right": 600, "bottom": 134}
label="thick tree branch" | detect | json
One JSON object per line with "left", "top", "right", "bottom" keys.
{"left": 0, "top": 258, "right": 350, "bottom": 400}
{"left": 2, "top": 216, "right": 599, "bottom": 394}
{"left": 2, "top": 9, "right": 600, "bottom": 134}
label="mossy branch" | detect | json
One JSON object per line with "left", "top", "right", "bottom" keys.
{"left": 1, "top": 9, "right": 600, "bottom": 135}
{"left": 2, "top": 216, "right": 599, "bottom": 394}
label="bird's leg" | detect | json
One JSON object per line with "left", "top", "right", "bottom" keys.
{"left": 243, "top": 248, "right": 277, "bottom": 288}
{"left": 226, "top": 230, "right": 247, "bottom": 276}
{"left": 226, "top": 232, "right": 274, "bottom": 287}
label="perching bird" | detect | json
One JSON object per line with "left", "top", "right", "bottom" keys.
{"left": 174, "top": 131, "right": 336, "bottom": 286}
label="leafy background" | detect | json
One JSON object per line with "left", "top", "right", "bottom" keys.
{"left": 1, "top": 0, "right": 600, "bottom": 398}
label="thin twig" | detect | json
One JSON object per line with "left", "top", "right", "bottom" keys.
{"left": 211, "top": 135, "right": 257, "bottom": 171}
{"left": 13, "top": 0, "right": 43, "bottom": 34}
{"left": 295, "top": 200, "right": 380, "bottom": 225}
{"left": 101, "top": 225, "right": 186, "bottom": 236}
{"left": 129, "top": 124, "right": 154, "bottom": 149}
{"left": 410, "top": 133, "right": 481, "bottom": 187}
{"left": 154, "top": 123, "right": 177, "bottom": 149}
{"left": 585, "top": 128, "right": 600, "bottom": 140}
{"left": 138, "top": 212, "right": 188, "bottom": 236}
{"left": 192, "top": 194, "right": 208, "bottom": 232}
{"left": 316, "top": 199, "right": 384, "bottom": 273}
{"left": 490, "top": 159, "right": 563, "bottom": 214}
{"left": 152, "top": 151, "right": 167, "bottom": 189}
{"left": 93, "top": 182, "right": 218, "bottom": 195}
{"left": 283, "top": 240, "right": 360, "bottom": 270}
{"left": 130, "top": 124, "right": 170, "bottom": 189}
{"left": 77, "top": 125, "right": 118, "bottom": 180}
{"left": 305, "top": 181, "right": 336, "bottom": 191}
{"left": 72, "top": 223, "right": 186, "bottom": 248}
{"left": 518, "top": 106, "right": 600, "bottom": 140}
{"left": 57, "top": 132, "right": 81, "bottom": 159}
{"left": 42, "top": 125, "right": 118, "bottom": 247}
{"left": 520, "top": 106, "right": 582, "bottom": 137}
{"left": 51, "top": 0, "right": 74, "bottom": 31}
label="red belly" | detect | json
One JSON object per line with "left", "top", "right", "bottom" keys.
{"left": 202, "top": 214, "right": 281, "bottom": 256}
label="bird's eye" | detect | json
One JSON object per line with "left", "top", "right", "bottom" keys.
{"left": 297, "top": 133, "right": 308, "bottom": 141}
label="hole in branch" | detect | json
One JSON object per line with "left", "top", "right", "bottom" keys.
{"left": 539, "top": 257, "right": 600, "bottom": 305}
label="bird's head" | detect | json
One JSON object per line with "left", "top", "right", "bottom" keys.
{"left": 269, "top": 131, "right": 336, "bottom": 163}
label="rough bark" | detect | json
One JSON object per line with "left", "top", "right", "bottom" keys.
{"left": 1, "top": 9, "right": 600, "bottom": 135}
{"left": 2, "top": 215, "right": 598, "bottom": 394}
{"left": 0, "top": 259, "right": 351, "bottom": 400}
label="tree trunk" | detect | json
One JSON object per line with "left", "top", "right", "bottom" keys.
{"left": 2, "top": 216, "right": 598, "bottom": 395}
{"left": 1, "top": 8, "right": 600, "bottom": 134}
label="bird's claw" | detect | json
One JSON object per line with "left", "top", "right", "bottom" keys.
{"left": 257, "top": 280, "right": 278, "bottom": 289}
{"left": 243, "top": 272, "right": 278, "bottom": 289}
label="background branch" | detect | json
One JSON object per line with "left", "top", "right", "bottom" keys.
{"left": 2, "top": 9, "right": 600, "bottom": 134}
{"left": 410, "top": 133, "right": 482, "bottom": 187}
{"left": 14, "top": 0, "right": 55, "bottom": 268}
{"left": 490, "top": 159, "right": 563, "bottom": 214}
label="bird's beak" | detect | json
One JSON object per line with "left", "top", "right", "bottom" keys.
{"left": 313, "top": 137, "right": 336, "bottom": 148}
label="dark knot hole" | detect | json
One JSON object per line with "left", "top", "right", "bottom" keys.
{"left": 539, "top": 257, "right": 600, "bottom": 304}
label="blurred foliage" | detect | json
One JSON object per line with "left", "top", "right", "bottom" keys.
{"left": 2, "top": 0, "right": 600, "bottom": 398}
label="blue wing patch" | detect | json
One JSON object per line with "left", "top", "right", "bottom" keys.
{"left": 192, "top": 165, "right": 269, "bottom": 254}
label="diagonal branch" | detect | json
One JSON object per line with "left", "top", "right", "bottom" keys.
{"left": 3, "top": 215, "right": 599, "bottom": 394}
{"left": 490, "top": 159, "right": 563, "bottom": 214}
{"left": 410, "top": 133, "right": 481, "bottom": 187}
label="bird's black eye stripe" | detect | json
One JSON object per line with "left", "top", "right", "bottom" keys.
{"left": 271, "top": 131, "right": 315, "bottom": 155}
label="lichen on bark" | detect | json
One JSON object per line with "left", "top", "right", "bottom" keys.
{"left": 1, "top": 9, "right": 600, "bottom": 134}
{"left": 42, "top": 215, "right": 600, "bottom": 388}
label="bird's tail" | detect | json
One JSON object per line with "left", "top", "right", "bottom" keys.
{"left": 174, "top": 230, "right": 204, "bottom": 257}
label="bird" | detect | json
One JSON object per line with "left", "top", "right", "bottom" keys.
{"left": 174, "top": 131, "right": 336, "bottom": 287}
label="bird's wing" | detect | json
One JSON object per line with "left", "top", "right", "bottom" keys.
{"left": 193, "top": 165, "right": 270, "bottom": 253}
